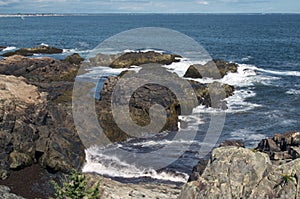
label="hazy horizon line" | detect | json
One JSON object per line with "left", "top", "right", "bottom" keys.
{"left": 0, "top": 12, "right": 300, "bottom": 15}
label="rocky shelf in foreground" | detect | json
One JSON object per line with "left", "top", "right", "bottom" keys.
{"left": 180, "top": 131, "right": 300, "bottom": 199}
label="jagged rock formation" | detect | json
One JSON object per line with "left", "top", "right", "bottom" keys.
{"left": 256, "top": 131, "right": 300, "bottom": 165}
{"left": 0, "top": 54, "right": 86, "bottom": 180}
{"left": 0, "top": 75, "right": 85, "bottom": 180}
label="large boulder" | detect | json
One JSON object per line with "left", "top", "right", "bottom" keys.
{"left": 2, "top": 45, "right": 63, "bottom": 57}
{"left": 179, "top": 146, "right": 300, "bottom": 199}
{"left": 184, "top": 60, "right": 238, "bottom": 79}
{"left": 97, "top": 66, "right": 234, "bottom": 142}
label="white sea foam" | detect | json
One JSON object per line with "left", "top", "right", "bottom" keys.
{"left": 40, "top": 43, "right": 49, "bottom": 47}
{"left": 131, "top": 139, "right": 201, "bottom": 148}
{"left": 192, "top": 90, "right": 261, "bottom": 114}
{"left": 241, "top": 56, "right": 253, "bottom": 62}
{"left": 225, "top": 90, "right": 262, "bottom": 113}
{"left": 63, "top": 48, "right": 93, "bottom": 54}
{"left": 2, "top": 46, "right": 17, "bottom": 51}
{"left": 82, "top": 148, "right": 189, "bottom": 183}
{"left": 286, "top": 89, "right": 300, "bottom": 95}
{"left": 257, "top": 68, "right": 300, "bottom": 77}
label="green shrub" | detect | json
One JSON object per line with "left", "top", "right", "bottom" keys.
{"left": 51, "top": 170, "right": 101, "bottom": 199}
{"left": 280, "top": 174, "right": 296, "bottom": 186}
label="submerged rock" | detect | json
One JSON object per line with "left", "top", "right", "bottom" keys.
{"left": 2, "top": 45, "right": 63, "bottom": 57}
{"left": 184, "top": 60, "right": 238, "bottom": 79}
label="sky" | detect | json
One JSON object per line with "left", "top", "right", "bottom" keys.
{"left": 0, "top": 0, "right": 299, "bottom": 13}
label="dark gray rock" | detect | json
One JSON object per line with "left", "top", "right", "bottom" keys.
{"left": 184, "top": 60, "right": 238, "bottom": 79}
{"left": 256, "top": 131, "right": 300, "bottom": 165}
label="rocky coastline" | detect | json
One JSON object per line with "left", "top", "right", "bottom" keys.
{"left": 0, "top": 47, "right": 298, "bottom": 198}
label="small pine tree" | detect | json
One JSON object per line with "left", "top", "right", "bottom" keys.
{"left": 51, "top": 170, "right": 100, "bottom": 199}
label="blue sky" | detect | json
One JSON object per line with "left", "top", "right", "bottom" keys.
{"left": 0, "top": 0, "right": 299, "bottom": 13}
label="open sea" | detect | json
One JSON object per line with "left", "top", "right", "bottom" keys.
{"left": 1, "top": 14, "right": 300, "bottom": 184}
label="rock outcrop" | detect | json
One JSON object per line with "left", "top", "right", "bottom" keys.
{"left": 184, "top": 60, "right": 238, "bottom": 79}
{"left": 0, "top": 75, "right": 85, "bottom": 179}
{"left": 97, "top": 65, "right": 234, "bottom": 142}
{"left": 0, "top": 54, "right": 86, "bottom": 180}
{"left": 0, "top": 55, "right": 79, "bottom": 82}
{"left": 180, "top": 132, "right": 300, "bottom": 199}
{"left": 89, "top": 51, "right": 181, "bottom": 68}
{"left": 256, "top": 131, "right": 300, "bottom": 165}
{"left": 2, "top": 46, "right": 63, "bottom": 57}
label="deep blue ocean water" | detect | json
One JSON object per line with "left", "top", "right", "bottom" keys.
{"left": 1, "top": 14, "right": 299, "bottom": 183}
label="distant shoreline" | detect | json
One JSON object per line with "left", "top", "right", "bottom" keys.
{"left": 0, "top": 13, "right": 300, "bottom": 17}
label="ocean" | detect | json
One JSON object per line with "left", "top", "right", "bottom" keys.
{"left": 1, "top": 14, "right": 300, "bottom": 184}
